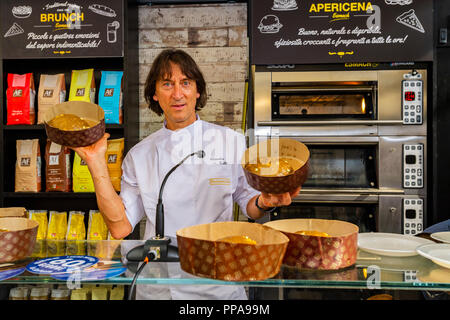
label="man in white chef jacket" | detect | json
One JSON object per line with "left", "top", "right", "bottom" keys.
{"left": 73, "top": 49, "right": 301, "bottom": 299}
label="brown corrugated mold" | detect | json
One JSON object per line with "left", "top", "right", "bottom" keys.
{"left": 264, "top": 219, "right": 359, "bottom": 270}
{"left": 242, "top": 138, "right": 310, "bottom": 194}
{"left": 177, "top": 221, "right": 289, "bottom": 281}
{"left": 0, "top": 218, "right": 39, "bottom": 263}
{"left": 43, "top": 101, "right": 105, "bottom": 147}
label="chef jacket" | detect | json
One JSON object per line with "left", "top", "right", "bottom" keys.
{"left": 120, "top": 117, "right": 259, "bottom": 300}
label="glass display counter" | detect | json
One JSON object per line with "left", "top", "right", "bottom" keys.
{"left": 1, "top": 239, "right": 449, "bottom": 292}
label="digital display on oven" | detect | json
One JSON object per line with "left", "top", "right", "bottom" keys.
{"left": 405, "top": 209, "right": 416, "bottom": 219}
{"left": 405, "top": 155, "right": 416, "bottom": 164}
{"left": 404, "top": 91, "right": 415, "bottom": 101}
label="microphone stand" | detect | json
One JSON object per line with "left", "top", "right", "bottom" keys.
{"left": 126, "top": 150, "right": 205, "bottom": 273}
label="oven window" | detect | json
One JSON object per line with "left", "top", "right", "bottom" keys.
{"left": 303, "top": 145, "right": 377, "bottom": 188}
{"left": 272, "top": 203, "right": 376, "bottom": 233}
{"left": 281, "top": 93, "right": 368, "bottom": 114}
{"left": 271, "top": 82, "right": 376, "bottom": 120}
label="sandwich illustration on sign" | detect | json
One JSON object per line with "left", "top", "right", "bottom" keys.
{"left": 12, "top": 6, "right": 32, "bottom": 18}
{"left": 258, "top": 15, "right": 283, "bottom": 34}
{"left": 385, "top": 0, "right": 413, "bottom": 5}
{"left": 272, "top": 0, "right": 298, "bottom": 11}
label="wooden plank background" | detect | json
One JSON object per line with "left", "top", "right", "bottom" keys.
{"left": 137, "top": 3, "right": 248, "bottom": 140}
{"left": 136, "top": 4, "right": 249, "bottom": 233}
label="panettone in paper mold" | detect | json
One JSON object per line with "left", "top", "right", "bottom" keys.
{"left": 0, "top": 217, "right": 38, "bottom": 263}
{"left": 176, "top": 221, "right": 289, "bottom": 281}
{"left": 242, "top": 138, "right": 309, "bottom": 194}
{"left": 43, "top": 101, "right": 105, "bottom": 147}
{"left": 264, "top": 219, "right": 359, "bottom": 270}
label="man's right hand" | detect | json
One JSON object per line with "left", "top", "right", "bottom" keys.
{"left": 71, "top": 132, "right": 110, "bottom": 167}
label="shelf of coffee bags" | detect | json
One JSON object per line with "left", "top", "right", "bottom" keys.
{"left": 3, "top": 124, "right": 124, "bottom": 130}
{"left": 3, "top": 192, "right": 97, "bottom": 198}
{"left": 3, "top": 124, "right": 45, "bottom": 130}
{"left": 4, "top": 192, "right": 119, "bottom": 198}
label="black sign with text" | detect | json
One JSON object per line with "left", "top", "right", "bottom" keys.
{"left": 250, "top": 0, "right": 433, "bottom": 65}
{"left": 1, "top": 0, "right": 123, "bottom": 58}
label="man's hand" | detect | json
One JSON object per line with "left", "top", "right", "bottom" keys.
{"left": 71, "top": 133, "right": 110, "bottom": 166}
{"left": 259, "top": 186, "right": 301, "bottom": 208}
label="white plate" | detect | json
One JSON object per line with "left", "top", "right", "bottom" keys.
{"left": 358, "top": 232, "right": 434, "bottom": 257}
{"left": 430, "top": 231, "right": 450, "bottom": 244}
{"left": 416, "top": 244, "right": 450, "bottom": 269}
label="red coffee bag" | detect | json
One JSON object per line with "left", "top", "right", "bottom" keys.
{"left": 6, "top": 73, "right": 36, "bottom": 125}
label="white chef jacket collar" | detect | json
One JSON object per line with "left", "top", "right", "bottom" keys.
{"left": 162, "top": 114, "right": 201, "bottom": 133}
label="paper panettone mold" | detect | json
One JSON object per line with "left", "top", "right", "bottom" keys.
{"left": 176, "top": 221, "right": 289, "bottom": 281}
{"left": 264, "top": 219, "right": 359, "bottom": 270}
{"left": 43, "top": 101, "right": 105, "bottom": 147}
{"left": 0, "top": 207, "right": 27, "bottom": 218}
{"left": 242, "top": 138, "right": 310, "bottom": 194}
{"left": 0, "top": 217, "right": 39, "bottom": 263}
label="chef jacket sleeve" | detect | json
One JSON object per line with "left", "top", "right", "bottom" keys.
{"left": 120, "top": 152, "right": 145, "bottom": 232}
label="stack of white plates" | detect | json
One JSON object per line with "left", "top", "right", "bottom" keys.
{"left": 357, "top": 232, "right": 433, "bottom": 257}
{"left": 358, "top": 232, "right": 450, "bottom": 269}
{"left": 430, "top": 231, "right": 450, "bottom": 244}
{"left": 416, "top": 231, "right": 450, "bottom": 269}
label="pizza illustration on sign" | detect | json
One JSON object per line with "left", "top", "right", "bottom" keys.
{"left": 396, "top": 9, "right": 425, "bottom": 33}
{"left": 4, "top": 22, "right": 24, "bottom": 37}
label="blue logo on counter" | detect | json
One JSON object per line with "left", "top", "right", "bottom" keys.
{"left": 0, "top": 267, "right": 25, "bottom": 281}
{"left": 26, "top": 256, "right": 99, "bottom": 275}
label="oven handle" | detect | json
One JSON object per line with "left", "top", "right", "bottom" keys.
{"left": 271, "top": 87, "right": 374, "bottom": 93}
{"left": 299, "top": 188, "right": 405, "bottom": 195}
{"left": 258, "top": 120, "right": 403, "bottom": 126}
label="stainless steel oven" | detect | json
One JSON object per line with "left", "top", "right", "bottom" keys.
{"left": 250, "top": 65, "right": 429, "bottom": 235}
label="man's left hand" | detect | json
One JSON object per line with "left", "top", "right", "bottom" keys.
{"left": 259, "top": 186, "right": 301, "bottom": 208}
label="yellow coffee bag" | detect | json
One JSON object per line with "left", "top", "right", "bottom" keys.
{"left": 28, "top": 210, "right": 48, "bottom": 240}
{"left": 87, "top": 210, "right": 108, "bottom": 240}
{"left": 66, "top": 211, "right": 86, "bottom": 240}
{"left": 68, "top": 69, "right": 96, "bottom": 103}
{"left": 47, "top": 211, "right": 67, "bottom": 240}
{"left": 47, "top": 211, "right": 68, "bottom": 257}
{"left": 29, "top": 210, "right": 48, "bottom": 258}
{"left": 106, "top": 138, "right": 124, "bottom": 192}
{"left": 73, "top": 153, "right": 95, "bottom": 192}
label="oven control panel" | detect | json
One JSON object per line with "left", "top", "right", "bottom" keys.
{"left": 403, "top": 198, "right": 423, "bottom": 235}
{"left": 402, "top": 77, "right": 423, "bottom": 125}
{"left": 403, "top": 144, "right": 423, "bottom": 188}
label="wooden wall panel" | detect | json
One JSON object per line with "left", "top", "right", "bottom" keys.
{"left": 137, "top": 3, "right": 248, "bottom": 140}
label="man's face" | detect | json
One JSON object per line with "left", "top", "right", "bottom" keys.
{"left": 153, "top": 62, "right": 200, "bottom": 130}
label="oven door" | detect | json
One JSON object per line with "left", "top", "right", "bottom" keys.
{"left": 269, "top": 135, "right": 408, "bottom": 194}
{"left": 252, "top": 136, "right": 426, "bottom": 233}
{"left": 267, "top": 194, "right": 423, "bottom": 234}
{"left": 271, "top": 82, "right": 376, "bottom": 121}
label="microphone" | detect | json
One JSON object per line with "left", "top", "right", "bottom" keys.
{"left": 126, "top": 150, "right": 206, "bottom": 267}
{"left": 155, "top": 150, "right": 205, "bottom": 238}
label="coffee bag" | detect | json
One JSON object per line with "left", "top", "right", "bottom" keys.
{"left": 47, "top": 211, "right": 67, "bottom": 257}
{"left": 72, "top": 152, "right": 95, "bottom": 192}
{"left": 69, "top": 69, "right": 96, "bottom": 103}
{"left": 15, "top": 139, "right": 41, "bottom": 192}
{"left": 6, "top": 73, "right": 36, "bottom": 125}
{"left": 106, "top": 138, "right": 124, "bottom": 192}
{"left": 98, "top": 71, "right": 123, "bottom": 124}
{"left": 45, "top": 140, "right": 71, "bottom": 192}
{"left": 87, "top": 210, "right": 108, "bottom": 240}
{"left": 38, "top": 74, "right": 66, "bottom": 124}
